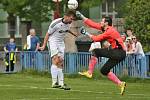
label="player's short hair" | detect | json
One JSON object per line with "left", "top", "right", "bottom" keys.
{"left": 104, "top": 16, "right": 112, "bottom": 26}
{"left": 64, "top": 10, "right": 76, "bottom": 18}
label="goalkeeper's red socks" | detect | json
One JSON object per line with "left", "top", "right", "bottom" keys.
{"left": 88, "top": 56, "right": 98, "bottom": 74}
{"left": 107, "top": 71, "right": 121, "bottom": 85}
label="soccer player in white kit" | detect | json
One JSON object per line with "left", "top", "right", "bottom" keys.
{"left": 39, "top": 10, "right": 76, "bottom": 90}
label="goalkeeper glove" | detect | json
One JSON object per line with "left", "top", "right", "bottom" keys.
{"left": 76, "top": 11, "right": 86, "bottom": 20}
{"left": 80, "top": 26, "right": 90, "bottom": 35}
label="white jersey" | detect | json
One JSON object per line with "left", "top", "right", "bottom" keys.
{"left": 48, "top": 18, "right": 70, "bottom": 44}
{"left": 47, "top": 18, "right": 71, "bottom": 57}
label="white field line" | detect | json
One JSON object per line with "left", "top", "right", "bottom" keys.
{"left": 43, "top": 87, "right": 148, "bottom": 97}
{"left": 0, "top": 84, "right": 150, "bottom": 97}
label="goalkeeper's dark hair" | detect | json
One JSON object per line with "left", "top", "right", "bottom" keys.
{"left": 65, "top": 9, "right": 76, "bottom": 18}
{"left": 104, "top": 16, "right": 112, "bottom": 26}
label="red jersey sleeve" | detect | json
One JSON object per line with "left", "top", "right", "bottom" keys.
{"left": 91, "top": 30, "right": 110, "bottom": 42}
{"left": 84, "top": 19, "right": 101, "bottom": 30}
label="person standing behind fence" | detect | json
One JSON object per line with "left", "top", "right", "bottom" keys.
{"left": 4, "top": 38, "right": 17, "bottom": 72}
{"left": 132, "top": 36, "right": 146, "bottom": 77}
{"left": 39, "top": 10, "right": 77, "bottom": 90}
{"left": 76, "top": 11, "right": 127, "bottom": 95}
{"left": 26, "top": 28, "right": 40, "bottom": 67}
{"left": 27, "top": 28, "right": 40, "bottom": 51}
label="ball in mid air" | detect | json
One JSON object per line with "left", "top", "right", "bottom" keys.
{"left": 68, "top": 0, "right": 78, "bottom": 10}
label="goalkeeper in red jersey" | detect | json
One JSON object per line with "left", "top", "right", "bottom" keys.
{"left": 76, "top": 11, "right": 126, "bottom": 95}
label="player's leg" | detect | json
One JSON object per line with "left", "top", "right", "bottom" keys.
{"left": 100, "top": 59, "right": 126, "bottom": 95}
{"left": 88, "top": 56, "right": 98, "bottom": 74}
{"left": 79, "top": 48, "right": 109, "bottom": 78}
{"left": 48, "top": 42, "right": 60, "bottom": 88}
{"left": 100, "top": 59, "right": 123, "bottom": 85}
{"left": 57, "top": 46, "right": 71, "bottom": 90}
{"left": 54, "top": 55, "right": 64, "bottom": 87}
{"left": 100, "top": 49, "right": 126, "bottom": 95}
{"left": 51, "top": 61, "right": 60, "bottom": 88}
{"left": 52, "top": 56, "right": 70, "bottom": 90}
{"left": 78, "top": 55, "right": 97, "bottom": 78}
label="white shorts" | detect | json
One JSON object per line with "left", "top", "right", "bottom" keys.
{"left": 48, "top": 41, "right": 65, "bottom": 59}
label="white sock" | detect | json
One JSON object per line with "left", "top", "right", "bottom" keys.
{"left": 51, "top": 64, "right": 58, "bottom": 86}
{"left": 57, "top": 68, "right": 64, "bottom": 86}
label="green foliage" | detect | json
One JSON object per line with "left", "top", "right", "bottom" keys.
{"left": 78, "top": 0, "right": 103, "bottom": 9}
{"left": 0, "top": 0, "right": 104, "bottom": 22}
{"left": 121, "top": 0, "right": 150, "bottom": 51}
{"left": 0, "top": 0, "right": 28, "bottom": 14}
{"left": 0, "top": 0, "right": 66, "bottom": 22}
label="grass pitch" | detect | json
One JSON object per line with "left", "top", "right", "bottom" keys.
{"left": 0, "top": 73, "right": 150, "bottom": 100}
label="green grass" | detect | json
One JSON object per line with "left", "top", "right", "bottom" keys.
{"left": 0, "top": 73, "right": 150, "bottom": 100}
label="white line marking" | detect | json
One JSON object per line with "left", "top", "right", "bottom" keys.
{"left": 0, "top": 84, "right": 149, "bottom": 97}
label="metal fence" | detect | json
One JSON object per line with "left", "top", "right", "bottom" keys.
{"left": 0, "top": 51, "right": 149, "bottom": 78}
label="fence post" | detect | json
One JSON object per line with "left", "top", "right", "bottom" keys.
{"left": 141, "top": 56, "right": 147, "bottom": 78}
{"left": 67, "top": 53, "right": 76, "bottom": 73}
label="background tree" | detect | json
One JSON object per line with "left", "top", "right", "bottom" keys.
{"left": 78, "top": 0, "right": 102, "bottom": 9}
{"left": 0, "top": 0, "right": 104, "bottom": 22}
{"left": 120, "top": 0, "right": 150, "bottom": 51}
{"left": 0, "top": 0, "right": 57, "bottom": 22}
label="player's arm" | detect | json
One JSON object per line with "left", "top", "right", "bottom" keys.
{"left": 40, "top": 24, "right": 57, "bottom": 50}
{"left": 80, "top": 27, "right": 109, "bottom": 42}
{"left": 76, "top": 11, "right": 101, "bottom": 30}
{"left": 90, "top": 32, "right": 108, "bottom": 42}
{"left": 84, "top": 19, "right": 101, "bottom": 30}
{"left": 39, "top": 32, "right": 49, "bottom": 51}
{"left": 68, "top": 30, "right": 78, "bottom": 37}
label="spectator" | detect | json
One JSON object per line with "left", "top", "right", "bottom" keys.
{"left": 26, "top": 28, "right": 40, "bottom": 67}
{"left": 4, "top": 38, "right": 17, "bottom": 72}
{"left": 125, "top": 28, "right": 135, "bottom": 54}
{"left": 27, "top": 28, "right": 40, "bottom": 51}
{"left": 132, "top": 36, "right": 144, "bottom": 56}
{"left": 126, "top": 28, "right": 134, "bottom": 38}
{"left": 125, "top": 37, "right": 135, "bottom": 76}
{"left": 132, "top": 36, "right": 146, "bottom": 77}
{"left": 125, "top": 37, "right": 134, "bottom": 54}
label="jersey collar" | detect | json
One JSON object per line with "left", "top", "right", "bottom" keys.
{"left": 62, "top": 18, "right": 68, "bottom": 24}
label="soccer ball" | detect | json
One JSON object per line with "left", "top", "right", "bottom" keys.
{"left": 68, "top": 0, "right": 78, "bottom": 10}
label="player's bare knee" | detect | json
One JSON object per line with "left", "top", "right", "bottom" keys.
{"left": 52, "top": 55, "right": 60, "bottom": 65}
{"left": 52, "top": 55, "right": 63, "bottom": 68}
